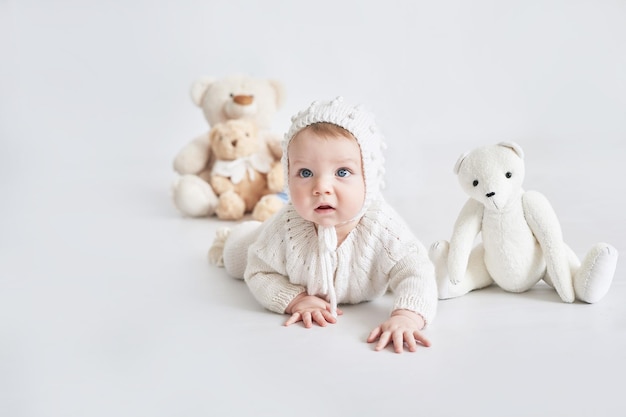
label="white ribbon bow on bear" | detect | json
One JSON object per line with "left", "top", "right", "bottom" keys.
{"left": 211, "top": 152, "right": 273, "bottom": 184}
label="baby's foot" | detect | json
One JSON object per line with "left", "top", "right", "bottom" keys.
{"left": 208, "top": 228, "right": 231, "bottom": 267}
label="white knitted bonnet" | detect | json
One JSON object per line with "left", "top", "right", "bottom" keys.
{"left": 282, "top": 96, "right": 387, "bottom": 317}
{"left": 282, "top": 96, "right": 386, "bottom": 211}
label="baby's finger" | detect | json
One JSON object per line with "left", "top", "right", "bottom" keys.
{"left": 367, "top": 326, "right": 381, "bottom": 343}
{"left": 413, "top": 330, "right": 432, "bottom": 347}
{"left": 404, "top": 331, "right": 418, "bottom": 352}
{"left": 312, "top": 310, "right": 328, "bottom": 327}
{"left": 392, "top": 331, "right": 405, "bottom": 353}
{"left": 320, "top": 309, "right": 337, "bottom": 324}
{"left": 302, "top": 312, "right": 313, "bottom": 328}
{"left": 375, "top": 331, "right": 391, "bottom": 351}
{"left": 284, "top": 312, "right": 301, "bottom": 326}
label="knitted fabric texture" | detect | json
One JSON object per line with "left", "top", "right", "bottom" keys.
{"left": 280, "top": 97, "right": 387, "bottom": 316}
{"left": 243, "top": 201, "right": 438, "bottom": 325}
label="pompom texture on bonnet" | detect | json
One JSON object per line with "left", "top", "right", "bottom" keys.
{"left": 282, "top": 96, "right": 387, "bottom": 212}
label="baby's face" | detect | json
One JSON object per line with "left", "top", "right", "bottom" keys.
{"left": 288, "top": 129, "right": 365, "bottom": 230}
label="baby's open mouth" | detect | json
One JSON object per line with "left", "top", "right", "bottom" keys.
{"left": 316, "top": 204, "right": 334, "bottom": 211}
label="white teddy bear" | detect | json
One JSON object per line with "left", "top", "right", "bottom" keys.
{"left": 172, "top": 74, "right": 286, "bottom": 218}
{"left": 429, "top": 141, "right": 618, "bottom": 303}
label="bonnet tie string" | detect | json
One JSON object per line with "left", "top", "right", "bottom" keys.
{"left": 317, "top": 225, "right": 338, "bottom": 317}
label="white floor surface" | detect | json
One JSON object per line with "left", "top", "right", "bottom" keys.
{"left": 2, "top": 2, "right": 626, "bottom": 417}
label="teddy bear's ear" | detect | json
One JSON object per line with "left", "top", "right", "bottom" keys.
{"left": 208, "top": 123, "right": 224, "bottom": 144}
{"left": 267, "top": 79, "right": 286, "bottom": 109}
{"left": 190, "top": 76, "right": 216, "bottom": 107}
{"left": 453, "top": 151, "right": 470, "bottom": 175}
{"left": 497, "top": 141, "right": 524, "bottom": 160}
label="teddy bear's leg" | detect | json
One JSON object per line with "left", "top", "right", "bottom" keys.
{"left": 251, "top": 194, "right": 285, "bottom": 222}
{"left": 221, "top": 221, "right": 263, "bottom": 279}
{"left": 216, "top": 191, "right": 246, "bottom": 220}
{"left": 572, "top": 243, "right": 619, "bottom": 303}
{"left": 172, "top": 174, "right": 218, "bottom": 217}
{"left": 429, "top": 241, "right": 493, "bottom": 299}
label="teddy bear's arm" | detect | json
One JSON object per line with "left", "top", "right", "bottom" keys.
{"left": 173, "top": 132, "right": 212, "bottom": 175}
{"left": 448, "top": 198, "right": 484, "bottom": 284}
{"left": 210, "top": 175, "right": 234, "bottom": 195}
{"left": 522, "top": 191, "right": 575, "bottom": 302}
{"left": 262, "top": 131, "right": 284, "bottom": 161}
{"left": 267, "top": 162, "right": 285, "bottom": 193}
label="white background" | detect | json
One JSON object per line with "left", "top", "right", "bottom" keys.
{"left": 2, "top": 1, "right": 625, "bottom": 416}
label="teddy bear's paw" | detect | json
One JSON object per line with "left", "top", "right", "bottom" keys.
{"left": 173, "top": 151, "right": 207, "bottom": 176}
{"left": 216, "top": 191, "right": 246, "bottom": 220}
{"left": 208, "top": 228, "right": 231, "bottom": 267}
{"left": 575, "top": 243, "right": 619, "bottom": 303}
{"left": 172, "top": 175, "right": 218, "bottom": 217}
{"left": 429, "top": 241, "right": 457, "bottom": 298}
{"left": 429, "top": 241, "right": 449, "bottom": 264}
{"left": 251, "top": 194, "right": 285, "bottom": 222}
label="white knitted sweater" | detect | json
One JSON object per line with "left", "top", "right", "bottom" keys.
{"left": 243, "top": 199, "right": 438, "bottom": 325}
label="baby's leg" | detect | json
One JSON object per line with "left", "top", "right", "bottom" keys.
{"left": 429, "top": 241, "right": 493, "bottom": 299}
{"left": 222, "top": 221, "right": 263, "bottom": 279}
{"left": 573, "top": 243, "right": 618, "bottom": 303}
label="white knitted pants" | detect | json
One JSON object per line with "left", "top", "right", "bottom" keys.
{"left": 223, "top": 220, "right": 263, "bottom": 279}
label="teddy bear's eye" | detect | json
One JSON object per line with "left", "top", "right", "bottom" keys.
{"left": 472, "top": 180, "right": 479, "bottom": 187}
{"left": 505, "top": 172, "right": 512, "bottom": 178}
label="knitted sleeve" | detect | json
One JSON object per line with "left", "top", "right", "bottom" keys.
{"left": 244, "top": 208, "right": 306, "bottom": 314}
{"left": 388, "top": 244, "right": 438, "bottom": 327}
{"left": 244, "top": 261, "right": 306, "bottom": 314}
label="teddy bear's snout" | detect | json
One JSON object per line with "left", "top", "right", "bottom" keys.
{"left": 486, "top": 192, "right": 495, "bottom": 198}
{"left": 233, "top": 95, "right": 254, "bottom": 106}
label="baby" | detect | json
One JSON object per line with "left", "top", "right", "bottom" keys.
{"left": 209, "top": 97, "right": 437, "bottom": 353}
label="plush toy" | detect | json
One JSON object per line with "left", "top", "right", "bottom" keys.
{"left": 171, "top": 74, "right": 286, "bottom": 218}
{"left": 205, "top": 119, "right": 285, "bottom": 221}
{"left": 429, "top": 141, "right": 618, "bottom": 303}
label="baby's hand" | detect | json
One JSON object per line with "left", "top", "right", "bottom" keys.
{"left": 367, "top": 309, "right": 431, "bottom": 353}
{"left": 284, "top": 294, "right": 343, "bottom": 328}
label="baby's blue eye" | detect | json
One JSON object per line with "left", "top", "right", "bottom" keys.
{"left": 298, "top": 169, "right": 313, "bottom": 178}
{"left": 336, "top": 168, "right": 351, "bottom": 178}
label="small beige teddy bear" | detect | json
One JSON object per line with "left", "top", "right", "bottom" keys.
{"left": 171, "top": 74, "right": 286, "bottom": 218}
{"left": 208, "top": 119, "right": 284, "bottom": 221}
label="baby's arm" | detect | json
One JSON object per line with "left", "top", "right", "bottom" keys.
{"left": 245, "top": 247, "right": 342, "bottom": 326}
{"left": 284, "top": 293, "right": 343, "bottom": 328}
{"left": 369, "top": 247, "right": 437, "bottom": 352}
{"left": 367, "top": 309, "right": 430, "bottom": 353}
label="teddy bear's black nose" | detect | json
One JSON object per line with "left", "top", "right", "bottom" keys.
{"left": 486, "top": 192, "right": 495, "bottom": 198}
{"left": 231, "top": 140, "right": 238, "bottom": 147}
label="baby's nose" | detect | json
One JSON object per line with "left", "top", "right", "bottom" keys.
{"left": 313, "top": 176, "right": 332, "bottom": 194}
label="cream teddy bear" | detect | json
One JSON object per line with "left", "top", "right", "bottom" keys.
{"left": 206, "top": 119, "right": 284, "bottom": 221}
{"left": 429, "top": 142, "right": 618, "bottom": 303}
{"left": 171, "top": 74, "right": 286, "bottom": 218}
